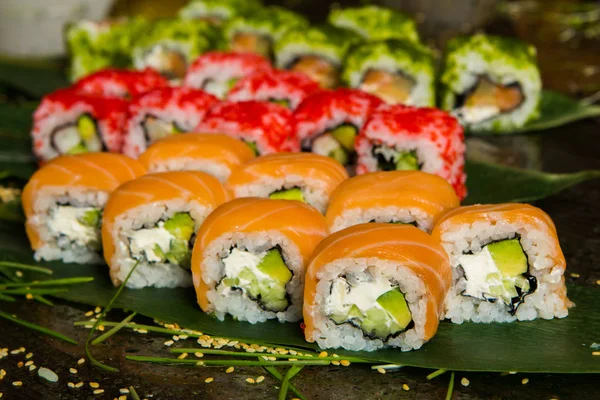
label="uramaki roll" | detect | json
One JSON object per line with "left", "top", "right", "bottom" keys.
{"left": 191, "top": 198, "right": 328, "bottom": 323}
{"left": 22, "top": 153, "right": 146, "bottom": 263}
{"left": 303, "top": 223, "right": 451, "bottom": 351}
{"left": 431, "top": 204, "right": 572, "bottom": 323}
{"left": 102, "top": 171, "right": 229, "bottom": 288}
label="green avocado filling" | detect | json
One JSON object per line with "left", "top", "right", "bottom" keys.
{"left": 372, "top": 145, "right": 419, "bottom": 171}
{"left": 142, "top": 115, "right": 184, "bottom": 144}
{"left": 244, "top": 141, "right": 260, "bottom": 156}
{"left": 219, "top": 247, "right": 292, "bottom": 312}
{"left": 309, "top": 124, "right": 358, "bottom": 166}
{"left": 269, "top": 187, "right": 305, "bottom": 202}
{"left": 52, "top": 114, "right": 103, "bottom": 156}
{"left": 329, "top": 124, "right": 357, "bottom": 151}
{"left": 77, "top": 209, "right": 102, "bottom": 228}
{"left": 269, "top": 98, "right": 291, "bottom": 109}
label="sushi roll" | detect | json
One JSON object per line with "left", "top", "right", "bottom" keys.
{"left": 183, "top": 51, "right": 272, "bottom": 99}
{"left": 102, "top": 171, "right": 230, "bottom": 288}
{"left": 32, "top": 89, "right": 129, "bottom": 162}
{"left": 326, "top": 171, "right": 459, "bottom": 233}
{"left": 132, "top": 19, "right": 218, "bottom": 81}
{"left": 227, "top": 69, "right": 320, "bottom": 110}
{"left": 139, "top": 133, "right": 256, "bottom": 182}
{"left": 191, "top": 198, "right": 328, "bottom": 323}
{"left": 343, "top": 39, "right": 435, "bottom": 106}
{"left": 223, "top": 6, "right": 309, "bottom": 60}
{"left": 328, "top": 5, "right": 419, "bottom": 42}
{"left": 294, "top": 88, "right": 383, "bottom": 167}
{"left": 303, "top": 223, "right": 451, "bottom": 351}
{"left": 225, "top": 152, "right": 348, "bottom": 214}
{"left": 195, "top": 101, "right": 298, "bottom": 155}
{"left": 431, "top": 204, "right": 573, "bottom": 323}
{"left": 355, "top": 105, "right": 467, "bottom": 200}
{"left": 22, "top": 153, "right": 146, "bottom": 264}
{"left": 439, "top": 34, "right": 542, "bottom": 132}
{"left": 179, "top": 0, "right": 263, "bottom": 25}
{"left": 66, "top": 18, "right": 148, "bottom": 81}
{"left": 122, "top": 87, "right": 219, "bottom": 158}
{"left": 73, "top": 68, "right": 169, "bottom": 99}
{"left": 275, "top": 25, "right": 362, "bottom": 89}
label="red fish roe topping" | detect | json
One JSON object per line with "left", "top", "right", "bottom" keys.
{"left": 74, "top": 68, "right": 169, "bottom": 98}
{"left": 185, "top": 52, "right": 272, "bottom": 81}
{"left": 128, "top": 87, "right": 219, "bottom": 115}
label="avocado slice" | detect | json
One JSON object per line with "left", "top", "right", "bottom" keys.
{"left": 245, "top": 141, "right": 260, "bottom": 156}
{"left": 166, "top": 239, "right": 192, "bottom": 269}
{"left": 395, "top": 151, "right": 419, "bottom": 171}
{"left": 269, "top": 98, "right": 290, "bottom": 108}
{"left": 376, "top": 288, "right": 412, "bottom": 330}
{"left": 235, "top": 259, "right": 290, "bottom": 312}
{"left": 77, "top": 114, "right": 97, "bottom": 140}
{"left": 152, "top": 243, "right": 167, "bottom": 262}
{"left": 256, "top": 248, "right": 292, "bottom": 284}
{"left": 78, "top": 209, "right": 101, "bottom": 228}
{"left": 360, "top": 307, "right": 400, "bottom": 339}
{"left": 328, "top": 124, "right": 357, "bottom": 151}
{"left": 67, "top": 143, "right": 88, "bottom": 155}
{"left": 487, "top": 239, "right": 528, "bottom": 277}
{"left": 269, "top": 188, "right": 305, "bottom": 203}
{"left": 328, "top": 147, "right": 349, "bottom": 165}
{"left": 163, "top": 212, "right": 195, "bottom": 241}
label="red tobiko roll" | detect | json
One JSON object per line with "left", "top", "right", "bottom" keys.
{"left": 293, "top": 88, "right": 384, "bottom": 166}
{"left": 355, "top": 105, "right": 467, "bottom": 199}
{"left": 73, "top": 68, "right": 169, "bottom": 99}
{"left": 32, "top": 88, "right": 129, "bottom": 162}
{"left": 227, "top": 69, "right": 320, "bottom": 110}
{"left": 195, "top": 100, "right": 298, "bottom": 155}
{"left": 122, "top": 87, "right": 219, "bottom": 158}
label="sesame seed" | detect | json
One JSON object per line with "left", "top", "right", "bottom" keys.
{"left": 29, "top": 365, "right": 36, "bottom": 371}
{"left": 341, "top": 360, "right": 351, "bottom": 367}
{"left": 596, "top": 280, "right": 600, "bottom": 285}
{"left": 89, "top": 382, "right": 100, "bottom": 388}
{"left": 164, "top": 340, "right": 174, "bottom": 347}
{"left": 10, "top": 349, "right": 22, "bottom": 355}
{"left": 98, "top": 325, "right": 105, "bottom": 332}
{"left": 226, "top": 367, "right": 234, "bottom": 374}
{"left": 172, "top": 335, "right": 180, "bottom": 341}
{"left": 318, "top": 351, "right": 328, "bottom": 358}
{"left": 196, "top": 361, "right": 205, "bottom": 366}
{"left": 177, "top": 353, "right": 188, "bottom": 360}
{"left": 461, "top": 377, "right": 470, "bottom": 387}
{"left": 94, "top": 307, "right": 101, "bottom": 313}
{"left": 194, "top": 352, "right": 204, "bottom": 358}
{"left": 268, "top": 357, "right": 277, "bottom": 361}
{"left": 246, "top": 378, "right": 255, "bottom": 384}
{"left": 179, "top": 335, "right": 188, "bottom": 340}
{"left": 0, "top": 393, "right": 3, "bottom": 398}
{"left": 25, "top": 353, "right": 33, "bottom": 359}
{"left": 377, "top": 368, "right": 386, "bottom": 374}
{"left": 137, "top": 329, "right": 148, "bottom": 334}
{"left": 67, "top": 382, "right": 75, "bottom": 388}
{"left": 85, "top": 311, "right": 94, "bottom": 317}
{"left": 69, "top": 368, "right": 77, "bottom": 374}
{"left": 16, "top": 271, "right": 23, "bottom": 278}
{"left": 93, "top": 389, "right": 105, "bottom": 395}
{"left": 25, "top": 361, "right": 33, "bottom": 367}
{"left": 332, "top": 354, "right": 340, "bottom": 358}
{"left": 246, "top": 348, "right": 256, "bottom": 353}
{"left": 522, "top": 378, "right": 529, "bottom": 385}
{"left": 38, "top": 367, "right": 58, "bottom": 382}
{"left": 289, "top": 350, "right": 297, "bottom": 355}
{"left": 19, "top": 347, "right": 25, "bottom": 352}
{"left": 119, "top": 388, "right": 130, "bottom": 394}
{"left": 77, "top": 358, "right": 85, "bottom": 365}
{"left": 119, "top": 396, "right": 127, "bottom": 400}
{"left": 331, "top": 361, "right": 340, "bottom": 366}
{"left": 12, "top": 381, "right": 22, "bottom": 387}
{"left": 256, "top": 376, "right": 265, "bottom": 383}
{"left": 205, "top": 377, "right": 214, "bottom": 383}
{"left": 75, "top": 382, "right": 84, "bottom": 388}
{"left": 592, "top": 352, "right": 600, "bottom": 356}
{"left": 288, "top": 358, "right": 298, "bottom": 362}
{"left": 17, "top": 361, "right": 23, "bottom": 368}
{"left": 402, "top": 384, "right": 410, "bottom": 391}
{"left": 570, "top": 273, "right": 580, "bottom": 278}
{"left": 0, "top": 369, "right": 5, "bottom": 376}
{"left": 25, "top": 293, "right": 33, "bottom": 300}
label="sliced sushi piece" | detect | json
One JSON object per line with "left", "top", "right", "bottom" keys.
{"left": 223, "top": 6, "right": 309, "bottom": 61}
{"left": 227, "top": 69, "right": 320, "bottom": 109}
{"left": 326, "top": 171, "right": 459, "bottom": 233}
{"left": 225, "top": 152, "right": 348, "bottom": 213}
{"left": 303, "top": 223, "right": 451, "bottom": 351}
{"left": 328, "top": 5, "right": 419, "bottom": 42}
{"left": 195, "top": 100, "right": 298, "bottom": 155}
{"left": 179, "top": 0, "right": 263, "bottom": 25}
{"left": 294, "top": 88, "right": 383, "bottom": 167}
{"left": 132, "top": 19, "right": 218, "bottom": 81}
{"left": 139, "top": 133, "right": 255, "bottom": 182}
{"left": 343, "top": 39, "right": 435, "bottom": 106}
{"left": 22, "top": 153, "right": 146, "bottom": 264}
{"left": 183, "top": 51, "right": 272, "bottom": 99}
{"left": 32, "top": 89, "right": 129, "bottom": 162}
{"left": 275, "top": 25, "right": 363, "bottom": 89}
{"left": 432, "top": 204, "right": 573, "bottom": 323}
{"left": 122, "top": 87, "right": 219, "bottom": 158}
{"left": 191, "top": 197, "right": 328, "bottom": 323}
{"left": 355, "top": 105, "right": 466, "bottom": 200}
{"left": 73, "top": 68, "right": 169, "bottom": 98}
{"left": 102, "top": 171, "right": 230, "bottom": 288}
{"left": 439, "top": 34, "right": 541, "bottom": 132}
{"left": 66, "top": 17, "right": 149, "bottom": 81}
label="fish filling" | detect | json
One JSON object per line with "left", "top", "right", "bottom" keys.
{"left": 202, "top": 77, "right": 238, "bottom": 99}
{"left": 218, "top": 247, "right": 292, "bottom": 312}
{"left": 458, "top": 237, "right": 536, "bottom": 314}
{"left": 359, "top": 69, "right": 415, "bottom": 105}
{"left": 48, "top": 205, "right": 102, "bottom": 251}
{"left": 289, "top": 55, "right": 339, "bottom": 89}
{"left": 142, "top": 115, "right": 184, "bottom": 144}
{"left": 372, "top": 144, "right": 420, "bottom": 171}
{"left": 142, "top": 45, "right": 188, "bottom": 80}
{"left": 454, "top": 76, "right": 524, "bottom": 124}
{"left": 269, "top": 187, "right": 305, "bottom": 202}
{"left": 128, "top": 212, "right": 195, "bottom": 269}
{"left": 326, "top": 271, "right": 413, "bottom": 340}
{"left": 50, "top": 114, "right": 103, "bottom": 155}
{"left": 307, "top": 123, "right": 357, "bottom": 166}
{"left": 231, "top": 32, "right": 273, "bottom": 60}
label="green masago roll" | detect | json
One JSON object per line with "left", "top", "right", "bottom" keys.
{"left": 178, "top": 0, "right": 263, "bottom": 25}
{"left": 328, "top": 5, "right": 419, "bottom": 43}
{"left": 275, "top": 25, "right": 363, "bottom": 89}
{"left": 342, "top": 39, "right": 435, "bottom": 106}
{"left": 66, "top": 17, "right": 149, "bottom": 81}
{"left": 132, "top": 19, "right": 219, "bottom": 81}
{"left": 223, "top": 6, "right": 309, "bottom": 61}
{"left": 439, "top": 34, "right": 542, "bottom": 132}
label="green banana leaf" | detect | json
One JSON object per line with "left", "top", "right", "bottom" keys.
{"left": 0, "top": 58, "right": 69, "bottom": 98}
{"left": 1, "top": 222, "right": 598, "bottom": 374}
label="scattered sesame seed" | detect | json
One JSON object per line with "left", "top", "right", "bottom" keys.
{"left": 196, "top": 361, "right": 205, "bottom": 366}
{"left": 98, "top": 325, "right": 105, "bottom": 332}
{"left": 69, "top": 368, "right": 77, "bottom": 374}
{"left": 16, "top": 271, "right": 23, "bottom": 278}
{"left": 179, "top": 335, "right": 188, "bottom": 340}
{"left": 318, "top": 351, "right": 328, "bottom": 358}
{"left": 377, "top": 368, "right": 386, "bottom": 374}
{"left": 204, "top": 377, "right": 214, "bottom": 383}
{"left": 596, "top": 280, "right": 600, "bottom": 285}
{"left": 25, "top": 361, "right": 33, "bottom": 367}
{"left": 137, "top": 329, "right": 148, "bottom": 334}
{"left": 461, "top": 377, "right": 470, "bottom": 387}
{"left": 522, "top": 378, "right": 529, "bottom": 385}
{"left": 195, "top": 352, "right": 204, "bottom": 358}
{"left": 19, "top": 347, "right": 25, "bottom": 352}
{"left": 29, "top": 365, "right": 36, "bottom": 371}
{"left": 12, "top": 381, "right": 22, "bottom": 387}
{"left": 332, "top": 354, "right": 340, "bottom": 358}
{"left": 164, "top": 340, "right": 174, "bottom": 347}
{"left": 177, "top": 353, "right": 188, "bottom": 360}
{"left": 0, "top": 393, "right": 3, "bottom": 398}
{"left": 246, "top": 348, "right": 256, "bottom": 353}
{"left": 10, "top": 349, "right": 22, "bottom": 355}
{"left": 119, "top": 388, "right": 130, "bottom": 394}
{"left": 256, "top": 376, "right": 265, "bottom": 383}
{"left": 592, "top": 352, "right": 600, "bottom": 356}
{"left": 246, "top": 378, "right": 255, "bottom": 384}
{"left": 331, "top": 361, "right": 340, "bottom": 366}
{"left": 268, "top": 357, "right": 277, "bottom": 361}
{"left": 85, "top": 311, "right": 94, "bottom": 317}
{"left": 25, "top": 353, "right": 33, "bottom": 359}
{"left": 77, "top": 358, "right": 85, "bottom": 365}
{"left": 94, "top": 307, "right": 101, "bottom": 313}
{"left": 119, "top": 396, "right": 127, "bottom": 400}
{"left": 570, "top": 273, "right": 580, "bottom": 278}
{"left": 25, "top": 293, "right": 33, "bottom": 300}
{"left": 38, "top": 367, "right": 59, "bottom": 382}
{"left": 402, "top": 384, "right": 410, "bottom": 391}
{"left": 17, "top": 361, "right": 23, "bottom": 368}
{"left": 289, "top": 350, "right": 297, "bottom": 355}
{"left": 226, "top": 367, "right": 235, "bottom": 374}
{"left": 89, "top": 382, "right": 100, "bottom": 388}
{"left": 75, "top": 382, "right": 84, "bottom": 388}
{"left": 0, "top": 369, "right": 5, "bottom": 376}
{"left": 172, "top": 335, "right": 180, "bottom": 341}
{"left": 67, "top": 382, "right": 75, "bottom": 388}
{"left": 93, "top": 389, "right": 105, "bottom": 395}
{"left": 288, "top": 358, "right": 298, "bottom": 362}
{"left": 341, "top": 360, "right": 351, "bottom": 367}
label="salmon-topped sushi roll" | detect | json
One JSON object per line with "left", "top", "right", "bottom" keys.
{"left": 73, "top": 68, "right": 169, "bottom": 99}
{"left": 432, "top": 204, "right": 572, "bottom": 324}
{"left": 102, "top": 171, "right": 229, "bottom": 288}
{"left": 225, "top": 152, "right": 348, "bottom": 213}
{"left": 326, "top": 171, "right": 459, "bottom": 233}
{"left": 303, "top": 224, "right": 451, "bottom": 352}
{"left": 191, "top": 198, "right": 328, "bottom": 323}
{"left": 139, "top": 133, "right": 255, "bottom": 182}
{"left": 22, "top": 153, "right": 146, "bottom": 264}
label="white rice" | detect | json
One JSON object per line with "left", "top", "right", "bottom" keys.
{"left": 330, "top": 206, "right": 432, "bottom": 233}
{"left": 184, "top": 62, "right": 257, "bottom": 99}
{"left": 308, "top": 257, "right": 428, "bottom": 352}
{"left": 146, "top": 157, "right": 231, "bottom": 183}
{"left": 200, "top": 231, "right": 305, "bottom": 323}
